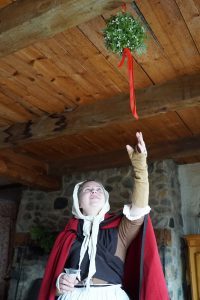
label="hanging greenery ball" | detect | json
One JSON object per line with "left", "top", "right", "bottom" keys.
{"left": 103, "top": 12, "right": 147, "bottom": 56}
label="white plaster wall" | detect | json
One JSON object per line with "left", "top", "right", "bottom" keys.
{"left": 178, "top": 163, "right": 200, "bottom": 234}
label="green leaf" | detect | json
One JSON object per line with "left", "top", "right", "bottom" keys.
{"left": 104, "top": 12, "right": 147, "bottom": 56}
{"left": 30, "top": 226, "right": 57, "bottom": 253}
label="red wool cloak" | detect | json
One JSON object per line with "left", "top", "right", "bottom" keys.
{"left": 38, "top": 214, "right": 169, "bottom": 300}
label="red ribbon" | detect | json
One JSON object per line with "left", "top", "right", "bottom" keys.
{"left": 118, "top": 48, "right": 139, "bottom": 120}
{"left": 121, "top": 2, "right": 127, "bottom": 13}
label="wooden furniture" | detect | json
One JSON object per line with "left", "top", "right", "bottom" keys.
{"left": 185, "top": 235, "right": 200, "bottom": 300}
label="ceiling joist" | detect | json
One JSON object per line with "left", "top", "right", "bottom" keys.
{"left": 50, "top": 135, "right": 200, "bottom": 174}
{"left": 0, "top": 73, "right": 199, "bottom": 149}
{"left": 0, "top": 150, "right": 60, "bottom": 190}
{"left": 0, "top": 0, "right": 128, "bottom": 58}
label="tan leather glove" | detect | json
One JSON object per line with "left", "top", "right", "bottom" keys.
{"left": 126, "top": 132, "right": 149, "bottom": 208}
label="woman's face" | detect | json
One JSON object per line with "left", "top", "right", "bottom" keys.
{"left": 78, "top": 181, "right": 105, "bottom": 216}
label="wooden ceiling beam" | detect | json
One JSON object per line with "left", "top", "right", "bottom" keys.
{"left": 50, "top": 135, "right": 200, "bottom": 173}
{"left": 0, "top": 0, "right": 128, "bottom": 57}
{"left": 0, "top": 151, "right": 61, "bottom": 190}
{"left": 0, "top": 73, "right": 199, "bottom": 149}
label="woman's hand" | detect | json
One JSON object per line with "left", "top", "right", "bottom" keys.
{"left": 126, "top": 132, "right": 147, "bottom": 159}
{"left": 57, "top": 273, "right": 78, "bottom": 294}
{"left": 126, "top": 132, "right": 149, "bottom": 209}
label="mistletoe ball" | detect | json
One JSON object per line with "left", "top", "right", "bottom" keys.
{"left": 104, "top": 12, "right": 147, "bottom": 56}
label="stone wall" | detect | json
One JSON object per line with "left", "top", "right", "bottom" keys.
{"left": 0, "top": 187, "right": 22, "bottom": 300}
{"left": 178, "top": 162, "right": 200, "bottom": 234}
{"left": 0, "top": 201, "right": 16, "bottom": 300}
{"left": 148, "top": 160, "right": 184, "bottom": 300}
{"left": 9, "top": 160, "right": 186, "bottom": 300}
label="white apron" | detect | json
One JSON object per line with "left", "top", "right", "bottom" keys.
{"left": 57, "top": 284, "right": 130, "bottom": 300}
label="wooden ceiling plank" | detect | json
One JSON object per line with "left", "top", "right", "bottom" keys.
{"left": 0, "top": 81, "right": 43, "bottom": 118}
{"left": 76, "top": 132, "right": 112, "bottom": 153}
{"left": 96, "top": 126, "right": 127, "bottom": 150}
{"left": 17, "top": 38, "right": 68, "bottom": 63}
{"left": 0, "top": 117, "right": 12, "bottom": 127}
{"left": 0, "top": 57, "right": 68, "bottom": 113}
{"left": 33, "top": 26, "right": 100, "bottom": 63}
{"left": 82, "top": 53, "right": 129, "bottom": 93}
{"left": 35, "top": 37, "right": 69, "bottom": 57}
{"left": 80, "top": 111, "right": 192, "bottom": 153}
{"left": 149, "top": 135, "right": 200, "bottom": 160}
{"left": 50, "top": 136, "right": 89, "bottom": 156}
{"left": 15, "top": 139, "right": 79, "bottom": 165}
{"left": 81, "top": 135, "right": 107, "bottom": 152}
{"left": 0, "top": 149, "right": 48, "bottom": 173}
{"left": 136, "top": 0, "right": 200, "bottom": 74}
{"left": 26, "top": 54, "right": 91, "bottom": 106}
{"left": 52, "top": 28, "right": 128, "bottom": 96}
{"left": 8, "top": 73, "right": 71, "bottom": 113}
{"left": 17, "top": 45, "right": 46, "bottom": 62}
{"left": 177, "top": 107, "right": 200, "bottom": 135}
{"left": 15, "top": 143, "right": 56, "bottom": 161}
{"left": 175, "top": 0, "right": 200, "bottom": 52}
{"left": 0, "top": 58, "right": 19, "bottom": 77}
{"left": 50, "top": 76, "right": 91, "bottom": 105}
{"left": 29, "top": 56, "right": 94, "bottom": 104}
{"left": 127, "top": 112, "right": 192, "bottom": 144}
{"left": 49, "top": 135, "right": 200, "bottom": 174}
{"left": 0, "top": 92, "right": 33, "bottom": 122}
{"left": 3, "top": 53, "right": 76, "bottom": 109}
{"left": 8, "top": 49, "right": 78, "bottom": 108}
{"left": 0, "top": 0, "right": 127, "bottom": 57}
{"left": 16, "top": 133, "right": 106, "bottom": 161}
{"left": 30, "top": 39, "right": 68, "bottom": 59}
{"left": 0, "top": 0, "right": 14, "bottom": 10}
{"left": 0, "top": 73, "right": 199, "bottom": 149}
{"left": 24, "top": 135, "right": 91, "bottom": 160}
{"left": 31, "top": 43, "right": 113, "bottom": 102}
{"left": 0, "top": 78, "right": 45, "bottom": 117}
{"left": 53, "top": 54, "right": 111, "bottom": 102}
{"left": 30, "top": 56, "right": 66, "bottom": 80}
{"left": 59, "top": 130, "right": 118, "bottom": 156}
{"left": 24, "top": 94, "right": 63, "bottom": 114}
{"left": 0, "top": 75, "right": 67, "bottom": 114}
{"left": 30, "top": 79, "right": 76, "bottom": 110}
{"left": 59, "top": 27, "right": 100, "bottom": 61}
{"left": 2, "top": 53, "right": 43, "bottom": 78}
{"left": 175, "top": 155, "right": 200, "bottom": 164}
{"left": 56, "top": 55, "right": 112, "bottom": 103}
{"left": 17, "top": 76, "right": 67, "bottom": 112}
{"left": 133, "top": 35, "right": 178, "bottom": 83}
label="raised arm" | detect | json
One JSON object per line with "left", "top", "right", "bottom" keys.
{"left": 115, "top": 132, "right": 150, "bottom": 258}
{"left": 126, "top": 132, "right": 149, "bottom": 215}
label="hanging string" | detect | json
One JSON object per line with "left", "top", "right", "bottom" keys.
{"left": 118, "top": 48, "right": 139, "bottom": 120}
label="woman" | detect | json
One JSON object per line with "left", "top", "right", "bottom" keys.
{"left": 38, "top": 132, "right": 169, "bottom": 300}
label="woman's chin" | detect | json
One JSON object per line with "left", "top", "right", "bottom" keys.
{"left": 84, "top": 207, "right": 101, "bottom": 216}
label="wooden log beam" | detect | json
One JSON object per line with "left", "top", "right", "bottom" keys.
{"left": 0, "top": 0, "right": 128, "bottom": 57}
{"left": 0, "top": 150, "right": 61, "bottom": 190}
{"left": 49, "top": 135, "right": 200, "bottom": 173}
{"left": 0, "top": 73, "right": 199, "bottom": 149}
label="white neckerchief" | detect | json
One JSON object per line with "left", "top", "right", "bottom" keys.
{"left": 72, "top": 181, "right": 110, "bottom": 289}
